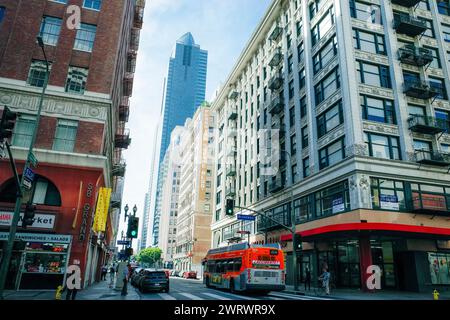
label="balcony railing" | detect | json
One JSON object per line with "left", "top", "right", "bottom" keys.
{"left": 119, "top": 103, "right": 130, "bottom": 122}
{"left": 393, "top": 13, "right": 427, "bottom": 37}
{"left": 269, "top": 48, "right": 283, "bottom": 67}
{"left": 123, "top": 73, "right": 134, "bottom": 97}
{"left": 112, "top": 160, "right": 126, "bottom": 177}
{"left": 228, "top": 107, "right": 238, "bottom": 121}
{"left": 404, "top": 80, "right": 440, "bottom": 99}
{"left": 227, "top": 146, "right": 238, "bottom": 157}
{"left": 269, "top": 179, "right": 285, "bottom": 193}
{"left": 391, "top": 0, "right": 421, "bottom": 7}
{"left": 408, "top": 115, "right": 448, "bottom": 135}
{"left": 269, "top": 95, "right": 284, "bottom": 115}
{"left": 415, "top": 150, "right": 450, "bottom": 166}
{"left": 268, "top": 25, "right": 283, "bottom": 41}
{"left": 271, "top": 124, "right": 286, "bottom": 139}
{"left": 134, "top": 0, "right": 145, "bottom": 29}
{"left": 229, "top": 90, "right": 239, "bottom": 100}
{"left": 268, "top": 73, "right": 284, "bottom": 91}
{"left": 226, "top": 165, "right": 237, "bottom": 177}
{"left": 225, "top": 187, "right": 236, "bottom": 198}
{"left": 130, "top": 28, "right": 141, "bottom": 51}
{"left": 115, "top": 129, "right": 132, "bottom": 149}
{"left": 110, "top": 193, "right": 122, "bottom": 209}
{"left": 257, "top": 211, "right": 290, "bottom": 232}
{"left": 399, "top": 45, "right": 433, "bottom": 67}
{"left": 410, "top": 194, "right": 449, "bottom": 215}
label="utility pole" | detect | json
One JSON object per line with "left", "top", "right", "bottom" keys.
{"left": 0, "top": 36, "right": 49, "bottom": 299}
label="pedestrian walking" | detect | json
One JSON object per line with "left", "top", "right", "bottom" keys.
{"left": 318, "top": 267, "right": 331, "bottom": 295}
{"left": 304, "top": 267, "right": 311, "bottom": 291}
{"left": 109, "top": 265, "right": 116, "bottom": 288}
{"left": 121, "top": 264, "right": 130, "bottom": 296}
{"left": 101, "top": 264, "right": 108, "bottom": 281}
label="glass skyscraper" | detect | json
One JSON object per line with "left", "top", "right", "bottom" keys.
{"left": 147, "top": 32, "right": 208, "bottom": 246}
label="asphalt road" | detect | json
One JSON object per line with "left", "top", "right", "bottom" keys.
{"left": 133, "top": 276, "right": 335, "bottom": 301}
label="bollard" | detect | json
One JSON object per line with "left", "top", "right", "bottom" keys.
{"left": 433, "top": 289, "right": 439, "bottom": 300}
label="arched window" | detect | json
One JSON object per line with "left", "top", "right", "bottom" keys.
{"left": 0, "top": 175, "right": 61, "bottom": 206}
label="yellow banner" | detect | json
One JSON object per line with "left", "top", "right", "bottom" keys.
{"left": 93, "top": 187, "right": 112, "bottom": 233}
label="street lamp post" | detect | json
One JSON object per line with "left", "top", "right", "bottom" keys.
{"left": 0, "top": 36, "right": 50, "bottom": 299}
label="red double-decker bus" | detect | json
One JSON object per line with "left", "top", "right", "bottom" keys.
{"left": 202, "top": 243, "right": 285, "bottom": 293}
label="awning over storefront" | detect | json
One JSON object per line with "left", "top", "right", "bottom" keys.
{"left": 280, "top": 223, "right": 450, "bottom": 241}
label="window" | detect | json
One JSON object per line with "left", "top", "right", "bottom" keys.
{"left": 364, "top": 132, "right": 401, "bottom": 160}
{"left": 429, "top": 77, "right": 447, "bottom": 100}
{"left": 425, "top": 47, "right": 441, "bottom": 69}
{"left": 314, "top": 67, "right": 340, "bottom": 105}
{"left": 290, "top": 134, "right": 297, "bottom": 155}
{"left": 296, "top": 20, "right": 302, "bottom": 37}
{"left": 428, "top": 253, "right": 450, "bottom": 285}
{"left": 443, "top": 24, "right": 450, "bottom": 42}
{"left": 297, "top": 42, "right": 304, "bottom": 63}
{"left": 32, "top": 177, "right": 62, "bottom": 206}
{"left": 0, "top": 7, "right": 5, "bottom": 24}
{"left": 65, "top": 66, "right": 89, "bottom": 94}
{"left": 418, "top": 0, "right": 430, "bottom": 11}
{"left": 371, "top": 178, "right": 405, "bottom": 211}
{"left": 294, "top": 195, "right": 312, "bottom": 222}
{"left": 313, "top": 36, "right": 338, "bottom": 74}
{"left": 349, "top": 1, "right": 382, "bottom": 25}
{"left": 309, "top": 0, "right": 324, "bottom": 19}
{"left": 289, "top": 80, "right": 295, "bottom": 99}
{"left": 287, "top": 34, "right": 292, "bottom": 49}
{"left": 442, "top": 144, "right": 450, "bottom": 153}
{"left": 317, "top": 101, "right": 343, "bottom": 137}
{"left": 301, "top": 126, "right": 308, "bottom": 149}
{"left": 411, "top": 183, "right": 449, "bottom": 213}
{"left": 74, "top": 23, "right": 97, "bottom": 52}
{"left": 311, "top": 7, "right": 335, "bottom": 46}
{"left": 39, "top": 16, "right": 62, "bottom": 46}
{"left": 435, "top": 109, "right": 450, "bottom": 132}
{"left": 418, "top": 18, "right": 434, "bottom": 38}
{"left": 289, "top": 106, "right": 295, "bottom": 127}
{"left": 291, "top": 164, "right": 297, "bottom": 183}
{"left": 300, "top": 96, "right": 307, "bottom": 118}
{"left": 315, "top": 181, "right": 350, "bottom": 217}
{"left": 438, "top": 0, "right": 450, "bottom": 15}
{"left": 83, "top": 0, "right": 102, "bottom": 10}
{"left": 353, "top": 29, "right": 385, "bottom": 55}
{"left": 53, "top": 119, "right": 78, "bottom": 152}
{"left": 27, "top": 60, "right": 51, "bottom": 87}
{"left": 409, "top": 104, "right": 426, "bottom": 117}
{"left": 12, "top": 115, "right": 36, "bottom": 148}
{"left": 319, "top": 138, "right": 345, "bottom": 169}
{"left": 361, "top": 95, "right": 396, "bottom": 124}
{"left": 357, "top": 61, "right": 391, "bottom": 88}
{"left": 414, "top": 139, "right": 432, "bottom": 153}
{"left": 303, "top": 158, "right": 310, "bottom": 178}
{"left": 299, "top": 68, "right": 306, "bottom": 90}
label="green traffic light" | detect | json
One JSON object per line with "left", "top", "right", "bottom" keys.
{"left": 131, "top": 231, "right": 137, "bottom": 236}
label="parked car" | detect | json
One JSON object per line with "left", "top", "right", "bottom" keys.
{"left": 138, "top": 269, "right": 170, "bottom": 293}
{"left": 130, "top": 268, "right": 144, "bottom": 287}
{"left": 183, "top": 271, "right": 197, "bottom": 279}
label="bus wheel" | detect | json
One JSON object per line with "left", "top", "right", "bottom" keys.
{"left": 229, "top": 279, "right": 236, "bottom": 293}
{"left": 205, "top": 277, "right": 212, "bottom": 288}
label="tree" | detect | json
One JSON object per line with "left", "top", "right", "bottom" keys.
{"left": 137, "top": 247, "right": 162, "bottom": 267}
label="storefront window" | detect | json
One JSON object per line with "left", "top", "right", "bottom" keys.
{"left": 371, "top": 177, "right": 405, "bottom": 211}
{"left": 429, "top": 253, "right": 450, "bottom": 285}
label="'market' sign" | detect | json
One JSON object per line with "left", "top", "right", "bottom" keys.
{"left": 0, "top": 211, "right": 56, "bottom": 230}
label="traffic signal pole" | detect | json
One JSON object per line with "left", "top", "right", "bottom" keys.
{"left": 0, "top": 37, "right": 49, "bottom": 299}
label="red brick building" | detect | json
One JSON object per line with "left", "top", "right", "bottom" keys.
{"left": 0, "top": 0, "right": 144, "bottom": 290}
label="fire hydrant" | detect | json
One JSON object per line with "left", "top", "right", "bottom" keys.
{"left": 55, "top": 285, "right": 64, "bottom": 300}
{"left": 433, "top": 289, "right": 439, "bottom": 300}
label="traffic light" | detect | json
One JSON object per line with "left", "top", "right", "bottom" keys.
{"left": 127, "top": 216, "right": 139, "bottom": 238}
{"left": 0, "top": 106, "right": 17, "bottom": 141}
{"left": 225, "top": 199, "right": 234, "bottom": 216}
{"left": 294, "top": 233, "right": 302, "bottom": 252}
{"left": 22, "top": 204, "right": 36, "bottom": 229}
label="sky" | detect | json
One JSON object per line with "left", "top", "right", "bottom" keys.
{"left": 119, "top": 0, "right": 273, "bottom": 247}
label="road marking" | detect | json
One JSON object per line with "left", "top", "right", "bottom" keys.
{"left": 178, "top": 293, "right": 205, "bottom": 300}
{"left": 158, "top": 293, "right": 176, "bottom": 300}
{"left": 269, "top": 292, "right": 333, "bottom": 301}
{"left": 202, "top": 293, "right": 232, "bottom": 300}
{"left": 266, "top": 296, "right": 284, "bottom": 300}
{"left": 205, "top": 290, "right": 261, "bottom": 300}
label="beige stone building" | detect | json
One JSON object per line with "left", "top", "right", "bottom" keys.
{"left": 173, "top": 104, "right": 215, "bottom": 274}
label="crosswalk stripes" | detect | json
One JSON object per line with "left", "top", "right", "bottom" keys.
{"left": 209, "top": 291, "right": 262, "bottom": 300}
{"left": 202, "top": 292, "right": 232, "bottom": 300}
{"left": 269, "top": 292, "right": 333, "bottom": 301}
{"left": 178, "top": 292, "right": 205, "bottom": 300}
{"left": 157, "top": 293, "right": 177, "bottom": 300}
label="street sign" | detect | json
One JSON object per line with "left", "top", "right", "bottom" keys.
{"left": 24, "top": 167, "right": 35, "bottom": 181}
{"left": 237, "top": 214, "right": 256, "bottom": 221}
{"left": 22, "top": 179, "right": 32, "bottom": 190}
{"left": 117, "top": 240, "right": 131, "bottom": 246}
{"left": 28, "top": 152, "right": 38, "bottom": 167}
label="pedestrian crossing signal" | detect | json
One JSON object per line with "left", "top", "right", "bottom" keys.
{"left": 225, "top": 199, "right": 234, "bottom": 216}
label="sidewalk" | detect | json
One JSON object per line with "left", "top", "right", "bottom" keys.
{"left": 3, "top": 279, "right": 140, "bottom": 301}
{"left": 284, "top": 285, "right": 450, "bottom": 300}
